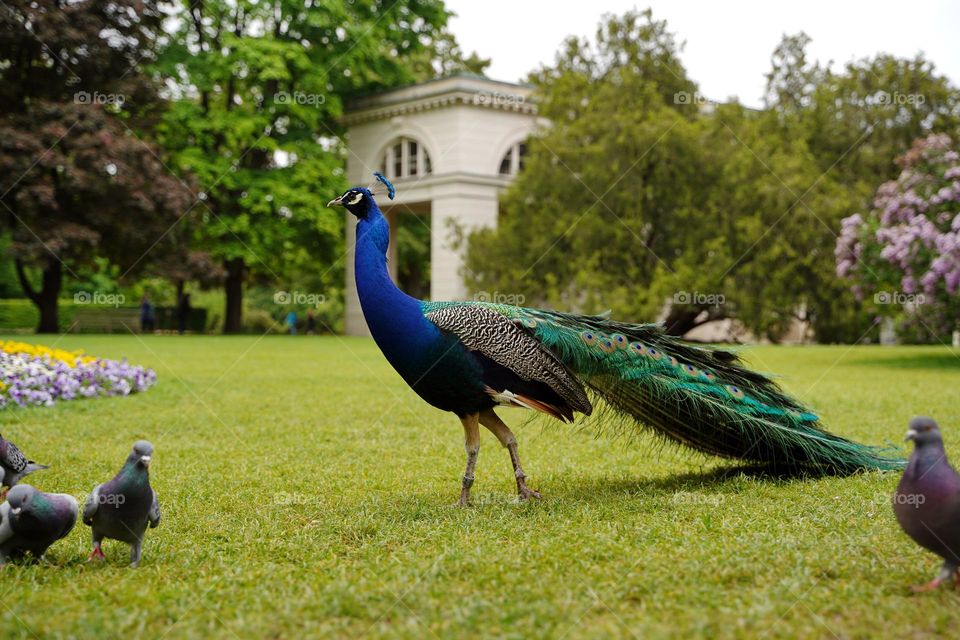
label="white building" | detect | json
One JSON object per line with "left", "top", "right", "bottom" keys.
{"left": 342, "top": 74, "right": 540, "bottom": 335}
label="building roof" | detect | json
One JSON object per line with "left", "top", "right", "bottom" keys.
{"left": 343, "top": 73, "right": 537, "bottom": 125}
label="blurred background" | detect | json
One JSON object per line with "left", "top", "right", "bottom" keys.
{"left": 0, "top": 0, "right": 957, "bottom": 344}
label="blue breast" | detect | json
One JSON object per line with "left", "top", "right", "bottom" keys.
{"left": 354, "top": 211, "right": 488, "bottom": 414}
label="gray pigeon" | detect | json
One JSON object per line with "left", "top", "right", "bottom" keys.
{"left": 0, "top": 432, "right": 49, "bottom": 496}
{"left": 0, "top": 484, "right": 78, "bottom": 564}
{"left": 894, "top": 416, "right": 960, "bottom": 591}
{"left": 83, "top": 440, "right": 160, "bottom": 567}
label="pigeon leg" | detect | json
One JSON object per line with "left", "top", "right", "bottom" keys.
{"left": 479, "top": 409, "right": 541, "bottom": 501}
{"left": 129, "top": 540, "right": 142, "bottom": 568}
{"left": 88, "top": 533, "right": 105, "bottom": 562}
{"left": 912, "top": 561, "right": 956, "bottom": 592}
{"left": 458, "top": 413, "right": 480, "bottom": 507}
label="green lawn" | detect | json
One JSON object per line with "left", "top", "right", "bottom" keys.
{"left": 2, "top": 335, "right": 959, "bottom": 638}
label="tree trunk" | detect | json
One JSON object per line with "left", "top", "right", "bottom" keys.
{"left": 16, "top": 258, "right": 62, "bottom": 334}
{"left": 223, "top": 257, "right": 245, "bottom": 334}
{"left": 662, "top": 306, "right": 726, "bottom": 337}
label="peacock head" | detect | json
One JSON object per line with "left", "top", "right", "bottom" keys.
{"left": 327, "top": 172, "right": 395, "bottom": 219}
{"left": 327, "top": 187, "right": 376, "bottom": 218}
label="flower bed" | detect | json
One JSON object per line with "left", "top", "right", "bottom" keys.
{"left": 0, "top": 340, "right": 157, "bottom": 409}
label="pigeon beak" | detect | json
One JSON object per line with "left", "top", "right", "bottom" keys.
{"left": 327, "top": 195, "right": 344, "bottom": 207}
{"left": 11, "top": 507, "right": 20, "bottom": 515}
{"left": 905, "top": 429, "right": 918, "bottom": 442}
{"left": 140, "top": 455, "right": 151, "bottom": 467}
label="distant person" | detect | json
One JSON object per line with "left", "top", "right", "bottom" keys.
{"left": 286, "top": 310, "right": 297, "bottom": 335}
{"left": 139, "top": 294, "right": 156, "bottom": 333}
{"left": 177, "top": 293, "right": 191, "bottom": 335}
{"left": 306, "top": 309, "right": 317, "bottom": 335}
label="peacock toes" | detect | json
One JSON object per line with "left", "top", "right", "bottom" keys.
{"left": 458, "top": 413, "right": 480, "bottom": 507}
{"left": 479, "top": 409, "right": 541, "bottom": 501}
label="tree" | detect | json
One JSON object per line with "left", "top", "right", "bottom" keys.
{"left": 836, "top": 134, "right": 960, "bottom": 339}
{"left": 156, "top": 0, "right": 469, "bottom": 333}
{"left": 0, "top": 0, "right": 192, "bottom": 332}
{"left": 465, "top": 18, "right": 960, "bottom": 342}
{"left": 463, "top": 10, "right": 704, "bottom": 329}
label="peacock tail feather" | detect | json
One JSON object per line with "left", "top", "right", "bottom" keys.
{"left": 424, "top": 300, "right": 904, "bottom": 474}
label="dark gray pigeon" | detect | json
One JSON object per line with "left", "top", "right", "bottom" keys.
{"left": 0, "top": 484, "right": 78, "bottom": 564}
{"left": 894, "top": 416, "right": 960, "bottom": 591}
{"left": 0, "top": 432, "right": 49, "bottom": 496}
{"left": 83, "top": 440, "right": 160, "bottom": 567}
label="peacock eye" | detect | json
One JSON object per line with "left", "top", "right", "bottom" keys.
{"left": 347, "top": 192, "right": 364, "bottom": 205}
{"left": 725, "top": 385, "right": 746, "bottom": 400}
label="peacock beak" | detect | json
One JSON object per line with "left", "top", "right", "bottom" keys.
{"left": 327, "top": 195, "right": 344, "bottom": 207}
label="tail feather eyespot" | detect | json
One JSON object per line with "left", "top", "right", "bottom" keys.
{"left": 581, "top": 330, "right": 598, "bottom": 346}
{"left": 725, "top": 385, "right": 746, "bottom": 400}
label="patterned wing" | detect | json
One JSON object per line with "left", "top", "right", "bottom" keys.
{"left": 0, "top": 440, "right": 28, "bottom": 473}
{"left": 425, "top": 304, "right": 592, "bottom": 415}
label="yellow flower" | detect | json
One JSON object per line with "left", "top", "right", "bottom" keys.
{"left": 0, "top": 340, "right": 96, "bottom": 367}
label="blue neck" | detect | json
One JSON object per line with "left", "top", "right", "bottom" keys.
{"left": 354, "top": 205, "right": 436, "bottom": 359}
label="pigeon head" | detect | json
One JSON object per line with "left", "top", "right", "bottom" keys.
{"left": 128, "top": 440, "right": 154, "bottom": 469}
{"left": 327, "top": 187, "right": 376, "bottom": 219}
{"left": 6, "top": 484, "right": 37, "bottom": 516}
{"left": 905, "top": 416, "right": 942, "bottom": 448}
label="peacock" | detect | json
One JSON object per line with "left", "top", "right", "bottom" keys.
{"left": 329, "top": 173, "right": 903, "bottom": 505}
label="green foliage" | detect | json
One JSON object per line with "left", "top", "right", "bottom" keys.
{"left": 464, "top": 14, "right": 960, "bottom": 343}
{"left": 154, "top": 0, "right": 466, "bottom": 331}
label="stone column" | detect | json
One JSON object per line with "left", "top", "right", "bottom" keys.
{"left": 429, "top": 190, "right": 499, "bottom": 303}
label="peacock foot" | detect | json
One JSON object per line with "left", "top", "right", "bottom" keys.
{"left": 516, "top": 477, "right": 541, "bottom": 501}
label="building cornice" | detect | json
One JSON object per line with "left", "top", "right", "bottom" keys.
{"left": 344, "top": 75, "right": 538, "bottom": 125}
{"left": 352, "top": 171, "right": 515, "bottom": 194}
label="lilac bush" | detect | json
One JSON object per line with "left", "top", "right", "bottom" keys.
{"left": 836, "top": 134, "right": 960, "bottom": 334}
{"left": 0, "top": 347, "right": 157, "bottom": 410}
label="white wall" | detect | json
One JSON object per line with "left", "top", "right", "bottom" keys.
{"left": 343, "top": 92, "right": 539, "bottom": 335}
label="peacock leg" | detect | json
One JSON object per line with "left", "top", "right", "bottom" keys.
{"left": 479, "top": 409, "right": 541, "bottom": 500}
{"left": 458, "top": 413, "right": 481, "bottom": 507}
